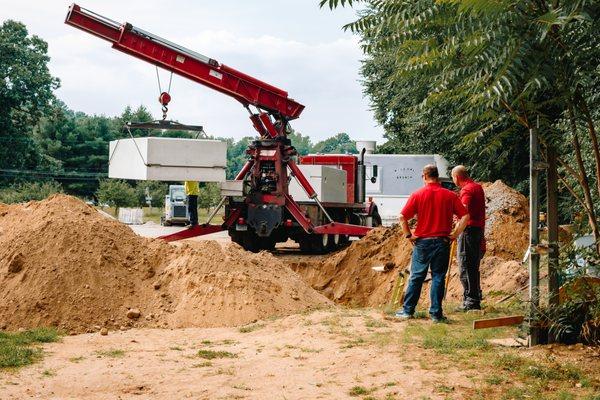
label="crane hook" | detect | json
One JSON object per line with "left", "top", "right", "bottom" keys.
{"left": 159, "top": 92, "right": 171, "bottom": 120}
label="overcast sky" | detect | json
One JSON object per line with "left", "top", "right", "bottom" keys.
{"left": 2, "top": 0, "right": 385, "bottom": 143}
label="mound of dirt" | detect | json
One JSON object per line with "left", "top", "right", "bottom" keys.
{"left": 0, "top": 195, "right": 329, "bottom": 333}
{"left": 292, "top": 180, "right": 530, "bottom": 307}
{"left": 483, "top": 180, "right": 529, "bottom": 260}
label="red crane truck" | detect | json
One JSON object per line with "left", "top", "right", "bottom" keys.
{"left": 65, "top": 4, "right": 381, "bottom": 253}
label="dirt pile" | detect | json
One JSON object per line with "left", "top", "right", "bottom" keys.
{"left": 0, "top": 195, "right": 329, "bottom": 333}
{"left": 292, "top": 180, "right": 530, "bottom": 307}
{"left": 482, "top": 180, "right": 529, "bottom": 260}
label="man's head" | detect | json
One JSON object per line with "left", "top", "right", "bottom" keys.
{"left": 451, "top": 165, "right": 470, "bottom": 186}
{"left": 422, "top": 164, "right": 439, "bottom": 183}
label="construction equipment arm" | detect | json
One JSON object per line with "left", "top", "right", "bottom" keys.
{"left": 65, "top": 4, "right": 305, "bottom": 121}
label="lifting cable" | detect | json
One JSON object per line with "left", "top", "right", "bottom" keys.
{"left": 155, "top": 66, "right": 173, "bottom": 120}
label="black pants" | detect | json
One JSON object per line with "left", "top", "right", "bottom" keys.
{"left": 458, "top": 226, "right": 483, "bottom": 307}
{"left": 187, "top": 195, "right": 198, "bottom": 226}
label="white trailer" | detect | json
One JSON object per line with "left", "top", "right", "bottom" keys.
{"left": 356, "top": 142, "right": 451, "bottom": 226}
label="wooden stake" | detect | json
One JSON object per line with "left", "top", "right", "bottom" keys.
{"left": 473, "top": 315, "right": 525, "bottom": 330}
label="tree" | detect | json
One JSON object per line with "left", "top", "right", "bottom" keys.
{"left": 224, "top": 136, "right": 253, "bottom": 179}
{"left": 96, "top": 179, "right": 137, "bottom": 212}
{"left": 288, "top": 130, "right": 313, "bottom": 155}
{"left": 312, "top": 133, "right": 357, "bottom": 154}
{"left": 135, "top": 181, "right": 168, "bottom": 208}
{"left": 0, "top": 20, "right": 59, "bottom": 172}
{"left": 0, "top": 181, "right": 62, "bottom": 204}
{"left": 322, "top": 0, "right": 600, "bottom": 247}
{"left": 198, "top": 183, "right": 221, "bottom": 215}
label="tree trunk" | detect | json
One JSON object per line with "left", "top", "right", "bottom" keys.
{"left": 577, "top": 93, "right": 600, "bottom": 200}
{"left": 568, "top": 104, "right": 600, "bottom": 253}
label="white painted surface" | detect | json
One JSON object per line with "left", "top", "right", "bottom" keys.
{"left": 364, "top": 154, "right": 450, "bottom": 226}
{"left": 118, "top": 208, "right": 144, "bottom": 225}
{"left": 109, "top": 137, "right": 226, "bottom": 182}
{"left": 289, "top": 165, "right": 347, "bottom": 203}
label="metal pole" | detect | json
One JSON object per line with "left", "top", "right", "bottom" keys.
{"left": 205, "top": 196, "right": 227, "bottom": 225}
{"left": 546, "top": 146, "right": 560, "bottom": 343}
{"left": 529, "top": 128, "right": 541, "bottom": 346}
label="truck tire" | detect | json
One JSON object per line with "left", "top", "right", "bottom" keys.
{"left": 238, "top": 231, "right": 260, "bottom": 253}
{"left": 372, "top": 206, "right": 382, "bottom": 227}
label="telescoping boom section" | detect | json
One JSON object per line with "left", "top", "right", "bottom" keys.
{"left": 65, "top": 4, "right": 379, "bottom": 252}
{"left": 65, "top": 4, "right": 304, "bottom": 120}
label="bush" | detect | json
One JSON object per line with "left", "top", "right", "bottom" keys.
{"left": 96, "top": 179, "right": 137, "bottom": 211}
{"left": 135, "top": 181, "right": 168, "bottom": 207}
{"left": 0, "top": 181, "right": 63, "bottom": 204}
{"left": 198, "top": 182, "right": 221, "bottom": 213}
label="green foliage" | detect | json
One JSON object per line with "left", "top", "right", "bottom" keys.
{"left": 543, "top": 235, "right": 600, "bottom": 345}
{"left": 312, "top": 132, "right": 357, "bottom": 154}
{"left": 0, "top": 180, "right": 62, "bottom": 204}
{"left": 196, "top": 349, "right": 237, "bottom": 359}
{"left": 0, "top": 327, "right": 60, "bottom": 369}
{"left": 0, "top": 20, "right": 59, "bottom": 172}
{"left": 96, "top": 179, "right": 137, "bottom": 210}
{"left": 135, "top": 181, "right": 168, "bottom": 208}
{"left": 288, "top": 130, "right": 313, "bottom": 155}
{"left": 198, "top": 182, "right": 221, "bottom": 212}
{"left": 324, "top": 0, "right": 600, "bottom": 227}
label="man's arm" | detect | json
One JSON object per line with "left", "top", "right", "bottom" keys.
{"left": 450, "top": 213, "right": 469, "bottom": 240}
{"left": 399, "top": 213, "right": 412, "bottom": 237}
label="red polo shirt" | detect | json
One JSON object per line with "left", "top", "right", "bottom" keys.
{"left": 459, "top": 179, "right": 486, "bottom": 228}
{"left": 401, "top": 182, "right": 468, "bottom": 238}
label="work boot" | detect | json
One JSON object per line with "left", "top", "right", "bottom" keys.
{"left": 455, "top": 304, "right": 481, "bottom": 312}
{"left": 431, "top": 315, "right": 448, "bottom": 324}
{"left": 393, "top": 311, "right": 413, "bottom": 321}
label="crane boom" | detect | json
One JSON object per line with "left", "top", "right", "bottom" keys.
{"left": 65, "top": 4, "right": 305, "bottom": 120}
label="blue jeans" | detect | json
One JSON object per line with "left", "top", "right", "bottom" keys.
{"left": 403, "top": 238, "right": 451, "bottom": 318}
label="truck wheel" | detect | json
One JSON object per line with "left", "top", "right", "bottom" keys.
{"left": 242, "top": 233, "right": 261, "bottom": 253}
{"left": 308, "top": 234, "right": 329, "bottom": 254}
{"left": 259, "top": 238, "right": 277, "bottom": 251}
{"left": 372, "top": 208, "right": 382, "bottom": 227}
{"left": 299, "top": 238, "right": 312, "bottom": 253}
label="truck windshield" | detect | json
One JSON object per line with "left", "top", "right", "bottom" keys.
{"left": 171, "top": 188, "right": 185, "bottom": 201}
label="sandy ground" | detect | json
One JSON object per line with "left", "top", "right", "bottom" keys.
{"left": 0, "top": 309, "right": 477, "bottom": 400}
{"left": 128, "top": 223, "right": 231, "bottom": 242}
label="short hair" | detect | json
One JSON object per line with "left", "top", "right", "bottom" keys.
{"left": 422, "top": 164, "right": 439, "bottom": 179}
{"left": 452, "top": 165, "right": 470, "bottom": 179}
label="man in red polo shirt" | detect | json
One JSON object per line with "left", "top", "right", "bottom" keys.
{"left": 397, "top": 164, "right": 469, "bottom": 322}
{"left": 452, "top": 165, "right": 486, "bottom": 311}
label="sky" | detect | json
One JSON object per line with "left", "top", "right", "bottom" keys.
{"left": 2, "top": 0, "right": 385, "bottom": 143}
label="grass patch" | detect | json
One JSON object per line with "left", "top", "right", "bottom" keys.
{"left": 0, "top": 327, "right": 61, "bottom": 369}
{"left": 95, "top": 349, "right": 126, "bottom": 358}
{"left": 238, "top": 323, "right": 265, "bottom": 333}
{"left": 69, "top": 356, "right": 85, "bottom": 363}
{"left": 403, "top": 322, "right": 496, "bottom": 356}
{"left": 197, "top": 349, "right": 237, "bottom": 359}
{"left": 342, "top": 337, "right": 366, "bottom": 349}
{"left": 484, "top": 374, "right": 506, "bottom": 385}
{"left": 192, "top": 361, "right": 212, "bottom": 368}
{"left": 41, "top": 369, "right": 56, "bottom": 377}
{"left": 364, "top": 317, "right": 389, "bottom": 329}
{"left": 348, "top": 386, "right": 370, "bottom": 396}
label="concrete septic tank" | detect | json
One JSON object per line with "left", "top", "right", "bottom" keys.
{"left": 108, "top": 137, "right": 227, "bottom": 182}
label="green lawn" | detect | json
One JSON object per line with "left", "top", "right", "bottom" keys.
{"left": 0, "top": 328, "right": 61, "bottom": 369}
{"left": 98, "top": 207, "right": 224, "bottom": 224}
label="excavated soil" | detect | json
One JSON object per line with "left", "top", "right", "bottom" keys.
{"left": 0, "top": 195, "right": 330, "bottom": 334}
{"left": 291, "top": 180, "right": 530, "bottom": 307}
